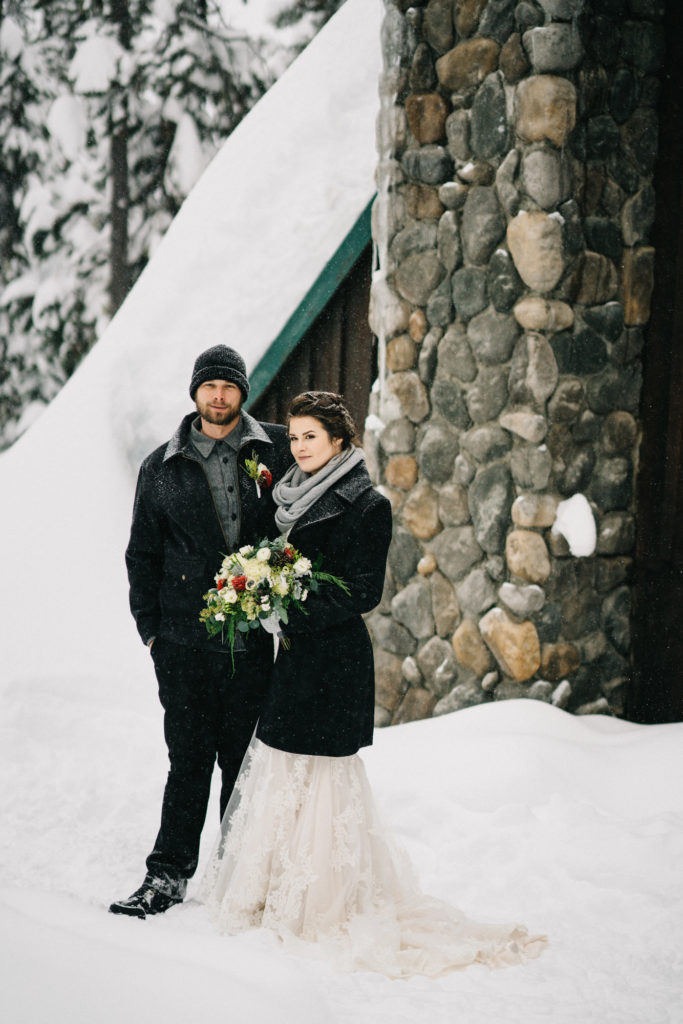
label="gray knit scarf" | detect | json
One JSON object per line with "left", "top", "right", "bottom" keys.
{"left": 273, "top": 445, "right": 365, "bottom": 534}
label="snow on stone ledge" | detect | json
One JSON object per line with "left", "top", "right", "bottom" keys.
{"left": 551, "top": 493, "right": 596, "bottom": 557}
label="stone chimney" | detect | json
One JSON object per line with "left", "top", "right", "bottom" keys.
{"left": 367, "top": 0, "right": 663, "bottom": 724}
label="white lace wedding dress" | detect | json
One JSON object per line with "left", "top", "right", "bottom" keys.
{"left": 198, "top": 737, "right": 546, "bottom": 978}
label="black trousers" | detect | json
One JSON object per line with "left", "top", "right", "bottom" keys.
{"left": 145, "top": 638, "right": 271, "bottom": 883}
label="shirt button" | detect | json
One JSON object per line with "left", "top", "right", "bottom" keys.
{"left": 222, "top": 457, "right": 228, "bottom": 464}
{"left": 228, "top": 486, "right": 234, "bottom": 493}
{"left": 231, "top": 513, "right": 237, "bottom": 521}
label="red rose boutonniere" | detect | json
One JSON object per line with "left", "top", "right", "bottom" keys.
{"left": 244, "top": 451, "right": 273, "bottom": 498}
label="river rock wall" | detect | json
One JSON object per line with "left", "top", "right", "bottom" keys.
{"left": 366, "top": 0, "right": 664, "bottom": 724}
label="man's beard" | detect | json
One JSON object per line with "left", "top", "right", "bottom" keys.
{"left": 196, "top": 395, "right": 242, "bottom": 426}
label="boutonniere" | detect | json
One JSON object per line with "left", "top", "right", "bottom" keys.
{"left": 244, "top": 451, "right": 273, "bottom": 498}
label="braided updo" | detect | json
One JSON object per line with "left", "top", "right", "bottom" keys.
{"left": 287, "top": 391, "right": 359, "bottom": 450}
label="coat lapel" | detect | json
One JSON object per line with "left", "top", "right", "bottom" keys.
{"left": 288, "top": 463, "right": 373, "bottom": 538}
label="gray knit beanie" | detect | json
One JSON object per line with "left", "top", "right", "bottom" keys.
{"left": 189, "top": 345, "right": 250, "bottom": 400}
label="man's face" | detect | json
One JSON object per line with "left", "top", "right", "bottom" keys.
{"left": 195, "top": 380, "right": 243, "bottom": 427}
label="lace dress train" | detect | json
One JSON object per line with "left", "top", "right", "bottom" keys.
{"left": 198, "top": 738, "right": 546, "bottom": 978}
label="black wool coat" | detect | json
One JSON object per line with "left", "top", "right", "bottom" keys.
{"left": 256, "top": 461, "right": 393, "bottom": 757}
{"left": 126, "top": 411, "right": 292, "bottom": 652}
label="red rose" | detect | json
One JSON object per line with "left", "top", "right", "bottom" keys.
{"left": 232, "top": 575, "right": 247, "bottom": 592}
{"left": 284, "top": 546, "right": 295, "bottom": 562}
{"left": 260, "top": 468, "right": 273, "bottom": 488}
{"left": 216, "top": 578, "right": 225, "bottom": 591}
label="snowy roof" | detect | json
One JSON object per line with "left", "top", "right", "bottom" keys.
{"left": 0, "top": 0, "right": 383, "bottom": 688}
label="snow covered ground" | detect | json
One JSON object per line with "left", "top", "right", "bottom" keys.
{"left": 2, "top": 693, "right": 682, "bottom": 1023}
{"left": 1, "top": 0, "right": 682, "bottom": 1020}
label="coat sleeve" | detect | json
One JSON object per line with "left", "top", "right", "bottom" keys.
{"left": 284, "top": 492, "right": 393, "bottom": 636}
{"left": 125, "top": 461, "right": 164, "bottom": 646}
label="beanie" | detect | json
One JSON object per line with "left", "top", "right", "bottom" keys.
{"left": 189, "top": 345, "right": 250, "bottom": 401}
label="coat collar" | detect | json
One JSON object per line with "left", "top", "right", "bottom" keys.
{"left": 289, "top": 461, "right": 373, "bottom": 533}
{"left": 163, "top": 410, "right": 271, "bottom": 462}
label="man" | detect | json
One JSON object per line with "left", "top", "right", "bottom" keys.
{"left": 110, "top": 345, "right": 292, "bottom": 918}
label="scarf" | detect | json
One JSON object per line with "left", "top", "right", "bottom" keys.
{"left": 273, "top": 445, "right": 365, "bottom": 533}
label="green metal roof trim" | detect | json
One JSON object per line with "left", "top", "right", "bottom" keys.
{"left": 245, "top": 197, "right": 374, "bottom": 409}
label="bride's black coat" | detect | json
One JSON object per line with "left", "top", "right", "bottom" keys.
{"left": 256, "top": 461, "right": 393, "bottom": 757}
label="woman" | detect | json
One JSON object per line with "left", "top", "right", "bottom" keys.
{"left": 199, "top": 392, "right": 546, "bottom": 977}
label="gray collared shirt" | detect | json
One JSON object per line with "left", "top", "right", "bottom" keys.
{"left": 190, "top": 416, "right": 244, "bottom": 551}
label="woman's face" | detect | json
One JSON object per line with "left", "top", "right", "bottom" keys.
{"left": 288, "top": 415, "right": 343, "bottom": 475}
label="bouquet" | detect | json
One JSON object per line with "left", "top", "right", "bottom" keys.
{"left": 200, "top": 535, "right": 350, "bottom": 665}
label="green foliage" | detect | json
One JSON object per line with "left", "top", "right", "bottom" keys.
{"left": 0, "top": 0, "right": 285, "bottom": 449}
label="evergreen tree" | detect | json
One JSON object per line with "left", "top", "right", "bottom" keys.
{"left": 0, "top": 0, "right": 279, "bottom": 448}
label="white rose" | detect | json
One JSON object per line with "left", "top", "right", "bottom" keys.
{"left": 293, "top": 557, "right": 312, "bottom": 576}
{"left": 225, "top": 590, "right": 239, "bottom": 604}
{"left": 239, "top": 545, "right": 254, "bottom": 556}
{"left": 256, "top": 547, "right": 271, "bottom": 562}
{"left": 214, "top": 612, "right": 226, "bottom": 621}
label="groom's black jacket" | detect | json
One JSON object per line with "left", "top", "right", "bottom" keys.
{"left": 126, "top": 410, "right": 291, "bottom": 653}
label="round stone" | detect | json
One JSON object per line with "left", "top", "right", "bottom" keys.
{"left": 508, "top": 333, "right": 559, "bottom": 406}
{"left": 466, "top": 368, "right": 509, "bottom": 424}
{"left": 513, "top": 296, "right": 574, "bottom": 332}
{"left": 436, "top": 38, "right": 501, "bottom": 93}
{"left": 468, "top": 461, "right": 515, "bottom": 554}
{"left": 431, "top": 526, "right": 484, "bottom": 583}
{"left": 498, "top": 581, "right": 545, "bottom": 617}
{"left": 402, "top": 145, "right": 454, "bottom": 186}
{"left": 479, "top": 607, "right": 542, "bottom": 681}
{"left": 468, "top": 308, "right": 520, "bottom": 365}
{"left": 589, "top": 457, "right": 633, "bottom": 511}
{"left": 388, "top": 371, "right": 431, "bottom": 423}
{"left": 402, "top": 482, "right": 443, "bottom": 539}
{"left": 391, "top": 582, "right": 435, "bottom": 640}
{"left": 385, "top": 455, "right": 419, "bottom": 490}
{"left": 456, "top": 567, "right": 497, "bottom": 617}
{"left": 394, "top": 251, "right": 445, "bottom": 306}
{"left": 453, "top": 618, "right": 494, "bottom": 676}
{"left": 438, "top": 325, "right": 477, "bottom": 382}
{"left": 488, "top": 248, "right": 524, "bottom": 312}
{"left": 515, "top": 75, "right": 577, "bottom": 147}
{"left": 418, "top": 552, "right": 438, "bottom": 576}
{"left": 522, "top": 23, "right": 583, "bottom": 73}
{"left": 510, "top": 444, "right": 553, "bottom": 491}
{"left": 405, "top": 93, "right": 449, "bottom": 144}
{"left": 432, "top": 374, "right": 470, "bottom": 426}
{"left": 446, "top": 110, "right": 472, "bottom": 162}
{"left": 452, "top": 266, "right": 488, "bottom": 321}
{"left": 437, "top": 210, "right": 463, "bottom": 273}
{"left": 506, "top": 211, "right": 565, "bottom": 292}
{"left": 418, "top": 424, "right": 458, "bottom": 483}
{"left": 439, "top": 483, "right": 471, "bottom": 526}
{"left": 386, "top": 334, "right": 417, "bottom": 372}
{"left": 548, "top": 379, "right": 585, "bottom": 424}
{"left": 461, "top": 187, "right": 506, "bottom": 265}
{"left": 380, "top": 417, "right": 415, "bottom": 454}
{"left": 506, "top": 530, "right": 551, "bottom": 583}
{"left": 520, "top": 148, "right": 572, "bottom": 210}
{"left": 511, "top": 493, "right": 558, "bottom": 528}
{"left": 461, "top": 425, "right": 512, "bottom": 463}
{"left": 602, "top": 412, "right": 637, "bottom": 455}
{"left": 470, "top": 72, "right": 508, "bottom": 160}
{"left": 499, "top": 410, "right": 547, "bottom": 443}
{"left": 550, "top": 328, "right": 608, "bottom": 375}
{"left": 431, "top": 570, "right": 461, "bottom": 636}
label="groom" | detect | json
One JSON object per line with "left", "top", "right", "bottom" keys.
{"left": 110, "top": 345, "right": 291, "bottom": 918}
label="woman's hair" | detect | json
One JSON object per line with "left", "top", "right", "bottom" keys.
{"left": 287, "top": 391, "right": 359, "bottom": 450}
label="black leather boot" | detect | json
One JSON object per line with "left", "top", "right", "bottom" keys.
{"left": 109, "top": 875, "right": 186, "bottom": 919}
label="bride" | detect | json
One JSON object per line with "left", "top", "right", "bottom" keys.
{"left": 199, "top": 390, "right": 546, "bottom": 978}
